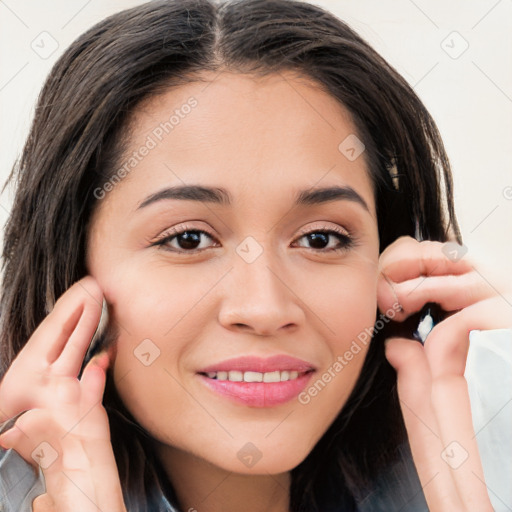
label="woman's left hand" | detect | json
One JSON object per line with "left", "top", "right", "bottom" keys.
{"left": 377, "top": 235, "right": 511, "bottom": 512}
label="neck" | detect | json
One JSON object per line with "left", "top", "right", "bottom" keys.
{"left": 154, "top": 442, "right": 291, "bottom": 512}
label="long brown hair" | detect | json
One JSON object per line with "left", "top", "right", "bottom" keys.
{"left": 0, "top": 0, "right": 461, "bottom": 510}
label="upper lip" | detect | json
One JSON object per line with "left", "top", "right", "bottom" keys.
{"left": 198, "top": 355, "right": 316, "bottom": 374}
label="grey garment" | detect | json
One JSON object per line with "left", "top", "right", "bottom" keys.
{"left": 0, "top": 448, "right": 45, "bottom": 512}
{"left": 0, "top": 443, "right": 427, "bottom": 512}
{"left": 0, "top": 447, "right": 180, "bottom": 512}
{"left": 1, "top": 328, "right": 509, "bottom": 511}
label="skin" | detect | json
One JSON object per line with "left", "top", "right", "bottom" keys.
{"left": 0, "top": 70, "right": 509, "bottom": 512}
{"left": 86, "top": 70, "right": 380, "bottom": 510}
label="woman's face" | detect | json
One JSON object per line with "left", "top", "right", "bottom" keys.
{"left": 86, "top": 70, "right": 379, "bottom": 475}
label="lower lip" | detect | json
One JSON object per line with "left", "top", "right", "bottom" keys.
{"left": 197, "top": 372, "right": 315, "bottom": 407}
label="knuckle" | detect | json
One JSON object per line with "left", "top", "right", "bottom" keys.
{"left": 16, "top": 409, "right": 49, "bottom": 431}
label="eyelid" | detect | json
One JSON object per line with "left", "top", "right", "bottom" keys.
{"left": 152, "top": 223, "right": 351, "bottom": 242}
{"left": 151, "top": 221, "right": 355, "bottom": 253}
{"left": 150, "top": 222, "right": 217, "bottom": 244}
{"left": 295, "top": 223, "right": 351, "bottom": 239}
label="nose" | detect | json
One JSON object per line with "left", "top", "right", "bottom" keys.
{"left": 217, "top": 251, "right": 305, "bottom": 337}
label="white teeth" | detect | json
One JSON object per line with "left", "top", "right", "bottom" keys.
{"left": 205, "top": 370, "right": 304, "bottom": 382}
{"left": 263, "top": 371, "right": 280, "bottom": 383}
{"left": 244, "top": 371, "right": 262, "bottom": 382}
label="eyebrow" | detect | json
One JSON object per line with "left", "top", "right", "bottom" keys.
{"left": 136, "top": 184, "right": 370, "bottom": 212}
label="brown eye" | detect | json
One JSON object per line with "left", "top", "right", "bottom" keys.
{"left": 293, "top": 229, "right": 354, "bottom": 252}
{"left": 154, "top": 229, "right": 218, "bottom": 253}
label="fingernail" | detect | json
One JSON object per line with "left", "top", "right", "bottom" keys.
{"left": 92, "top": 351, "right": 110, "bottom": 370}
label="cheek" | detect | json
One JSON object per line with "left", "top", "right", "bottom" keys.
{"left": 296, "top": 263, "right": 377, "bottom": 412}
{"left": 106, "top": 260, "right": 224, "bottom": 348}
{"left": 306, "top": 258, "right": 378, "bottom": 346}
{"left": 102, "top": 260, "right": 225, "bottom": 429}
{"left": 97, "top": 247, "right": 379, "bottom": 458}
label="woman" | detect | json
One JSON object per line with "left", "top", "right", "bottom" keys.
{"left": 0, "top": 0, "right": 509, "bottom": 510}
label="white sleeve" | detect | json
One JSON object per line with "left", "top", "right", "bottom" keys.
{"left": 465, "top": 328, "right": 512, "bottom": 512}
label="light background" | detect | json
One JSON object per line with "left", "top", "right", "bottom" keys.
{"left": 0, "top": 0, "right": 511, "bottom": 285}
{"left": 0, "top": 2, "right": 511, "bottom": 509}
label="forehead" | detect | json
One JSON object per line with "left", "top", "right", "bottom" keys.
{"left": 101, "top": 70, "right": 375, "bottom": 216}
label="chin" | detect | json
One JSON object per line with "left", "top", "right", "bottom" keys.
{"left": 206, "top": 438, "right": 314, "bottom": 476}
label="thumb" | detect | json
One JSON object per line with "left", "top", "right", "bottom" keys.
{"left": 384, "top": 336, "right": 428, "bottom": 374}
{"left": 384, "top": 336, "right": 433, "bottom": 424}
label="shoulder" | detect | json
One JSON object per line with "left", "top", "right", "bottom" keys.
{"left": 0, "top": 448, "right": 45, "bottom": 512}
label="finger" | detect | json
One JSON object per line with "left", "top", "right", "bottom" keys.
{"left": 0, "top": 409, "right": 52, "bottom": 468}
{"left": 425, "top": 295, "right": 512, "bottom": 376}
{"left": 72, "top": 353, "right": 110, "bottom": 440}
{"left": 45, "top": 355, "right": 108, "bottom": 441}
{"left": 377, "top": 240, "right": 475, "bottom": 319}
{"left": 379, "top": 237, "right": 473, "bottom": 283}
{"left": 0, "top": 369, "right": 124, "bottom": 512}
{"left": 385, "top": 271, "right": 496, "bottom": 320}
{"left": 0, "top": 410, "right": 100, "bottom": 511}
{"left": 422, "top": 299, "right": 509, "bottom": 511}
{"left": 51, "top": 281, "right": 104, "bottom": 377}
{"left": 64, "top": 357, "right": 126, "bottom": 512}
{"left": 43, "top": 451, "right": 100, "bottom": 512}
{"left": 22, "top": 277, "right": 102, "bottom": 366}
{"left": 0, "top": 289, "right": 86, "bottom": 419}
{"left": 431, "top": 374, "right": 492, "bottom": 511}
{"left": 0, "top": 278, "right": 104, "bottom": 422}
{"left": 385, "top": 337, "right": 463, "bottom": 510}
{"left": 32, "top": 493, "right": 56, "bottom": 512}
{"left": 79, "top": 430, "right": 126, "bottom": 512}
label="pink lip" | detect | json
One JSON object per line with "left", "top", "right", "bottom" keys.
{"left": 197, "top": 355, "right": 316, "bottom": 407}
{"left": 198, "top": 355, "right": 316, "bottom": 374}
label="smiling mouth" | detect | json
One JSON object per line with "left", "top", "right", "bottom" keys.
{"left": 200, "top": 369, "right": 314, "bottom": 383}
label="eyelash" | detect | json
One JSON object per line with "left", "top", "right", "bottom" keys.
{"left": 151, "top": 224, "right": 356, "bottom": 255}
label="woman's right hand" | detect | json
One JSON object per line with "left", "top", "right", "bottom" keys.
{"left": 0, "top": 276, "right": 126, "bottom": 511}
